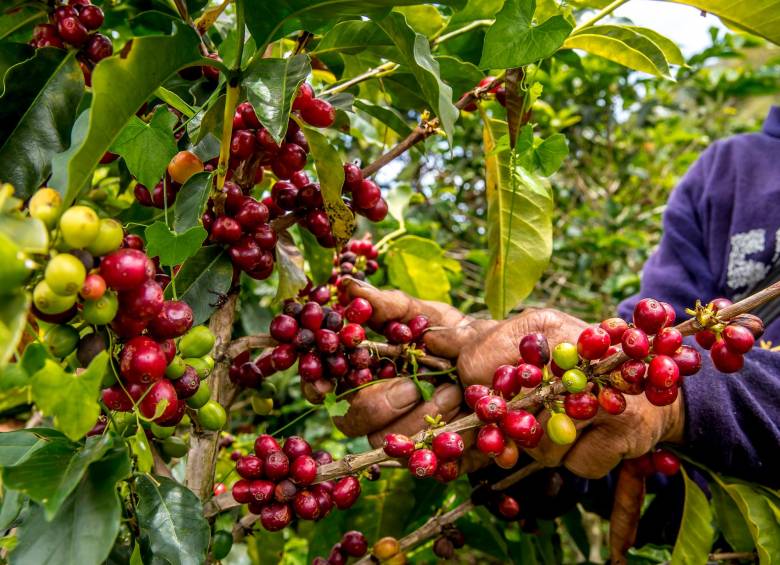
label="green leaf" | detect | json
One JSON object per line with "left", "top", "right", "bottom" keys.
{"left": 534, "top": 133, "right": 568, "bottom": 176}
{"left": 0, "top": 291, "right": 30, "bottom": 372}
{"left": 4, "top": 433, "right": 116, "bottom": 520}
{"left": 188, "top": 94, "right": 224, "bottom": 145}
{"left": 394, "top": 5, "right": 446, "bottom": 37}
{"left": 274, "top": 232, "right": 308, "bottom": 304}
{"left": 49, "top": 23, "right": 204, "bottom": 205}
{"left": 671, "top": 468, "right": 714, "bottom": 565}
{"left": 154, "top": 86, "right": 196, "bottom": 118}
{"left": 711, "top": 481, "right": 754, "bottom": 553}
{"left": 0, "top": 488, "right": 25, "bottom": 531}
{"left": 323, "top": 393, "right": 350, "bottom": 418}
{"left": 173, "top": 172, "right": 213, "bottom": 233}
{"left": 715, "top": 476, "right": 780, "bottom": 563}
{"left": 385, "top": 236, "right": 452, "bottom": 303}
{"left": 626, "top": 26, "right": 687, "bottom": 66}
{"left": 378, "top": 12, "right": 459, "bottom": 142}
{"left": 353, "top": 100, "right": 415, "bottom": 140}
{"left": 30, "top": 353, "right": 107, "bottom": 441}
{"left": 0, "top": 215, "right": 49, "bottom": 254}
{"left": 0, "top": 428, "right": 69, "bottom": 468}
{"left": 0, "top": 43, "right": 35, "bottom": 91}
{"left": 482, "top": 118, "right": 553, "bottom": 319}
{"left": 135, "top": 475, "right": 210, "bottom": 565}
{"left": 302, "top": 127, "right": 355, "bottom": 242}
{"left": 145, "top": 222, "right": 207, "bottom": 267}
{"left": 245, "top": 1, "right": 464, "bottom": 50}
{"left": 131, "top": 426, "right": 153, "bottom": 474}
{"left": 479, "top": 0, "right": 573, "bottom": 69}
{"left": 111, "top": 106, "right": 178, "bottom": 189}
{"left": 11, "top": 443, "right": 130, "bottom": 565}
{"left": 244, "top": 55, "right": 311, "bottom": 144}
{"left": 563, "top": 25, "right": 671, "bottom": 78}
{"left": 299, "top": 227, "right": 335, "bottom": 285}
{"left": 664, "top": 0, "right": 780, "bottom": 45}
{"left": 166, "top": 246, "right": 232, "bottom": 325}
{"left": 0, "top": 6, "right": 46, "bottom": 41}
{"left": 435, "top": 55, "right": 485, "bottom": 100}
{"left": 313, "top": 20, "right": 394, "bottom": 56}
{"left": 0, "top": 48, "right": 83, "bottom": 198}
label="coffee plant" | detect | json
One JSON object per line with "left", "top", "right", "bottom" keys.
{"left": 0, "top": 1, "right": 778, "bottom": 564}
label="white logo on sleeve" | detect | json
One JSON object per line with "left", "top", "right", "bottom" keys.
{"left": 727, "top": 229, "right": 770, "bottom": 290}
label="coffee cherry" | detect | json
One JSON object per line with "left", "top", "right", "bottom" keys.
{"left": 100, "top": 249, "right": 153, "bottom": 290}
{"left": 621, "top": 327, "right": 650, "bottom": 359}
{"left": 57, "top": 16, "right": 88, "bottom": 45}
{"left": 148, "top": 300, "right": 193, "bottom": 339}
{"left": 710, "top": 340, "right": 744, "bottom": 373}
{"left": 272, "top": 144, "right": 307, "bottom": 178}
{"left": 431, "top": 431, "right": 465, "bottom": 461}
{"left": 260, "top": 502, "right": 292, "bottom": 532}
{"left": 407, "top": 315, "right": 429, "bottom": 341}
{"left": 495, "top": 437, "right": 520, "bottom": 469}
{"left": 353, "top": 180, "right": 381, "bottom": 210}
{"left": 120, "top": 336, "right": 166, "bottom": 383}
{"left": 77, "top": 332, "right": 107, "bottom": 367}
{"left": 297, "top": 353, "right": 322, "bottom": 382}
{"left": 274, "top": 479, "right": 298, "bottom": 504}
{"left": 45, "top": 253, "right": 86, "bottom": 296}
{"left": 328, "top": 545, "right": 347, "bottom": 565}
{"left": 254, "top": 434, "right": 281, "bottom": 458}
{"left": 119, "top": 279, "right": 164, "bottom": 320}
{"left": 85, "top": 33, "right": 113, "bottom": 63}
{"left": 552, "top": 342, "right": 579, "bottom": 370}
{"left": 342, "top": 531, "right": 368, "bottom": 557}
{"left": 167, "top": 150, "right": 203, "bottom": 184}
{"left": 384, "top": 321, "right": 413, "bottom": 345}
{"left": 695, "top": 329, "right": 717, "bottom": 350}
{"left": 345, "top": 298, "right": 373, "bottom": 325}
{"left": 564, "top": 392, "right": 599, "bottom": 420}
{"left": 283, "top": 436, "right": 312, "bottom": 460}
{"left": 211, "top": 216, "right": 242, "bottom": 244}
{"left": 362, "top": 198, "right": 389, "bottom": 222}
{"left": 652, "top": 449, "right": 681, "bottom": 476}
{"left": 198, "top": 400, "right": 227, "bottom": 431}
{"left": 633, "top": 298, "right": 667, "bottom": 335}
{"left": 383, "top": 433, "right": 415, "bottom": 458}
{"left": 290, "top": 455, "right": 317, "bottom": 485}
{"left": 28, "top": 187, "right": 62, "bottom": 228}
{"left": 86, "top": 218, "right": 124, "bottom": 256}
{"left": 500, "top": 409, "right": 543, "bottom": 448}
{"left": 342, "top": 162, "right": 363, "bottom": 193}
{"left": 671, "top": 345, "right": 701, "bottom": 376}
{"left": 476, "top": 423, "right": 506, "bottom": 456}
{"left": 562, "top": 368, "right": 588, "bottom": 393}
{"left": 492, "top": 365, "right": 520, "bottom": 398}
{"left": 577, "top": 326, "right": 611, "bottom": 360}
{"left": 516, "top": 363, "right": 543, "bottom": 389}
{"left": 648, "top": 355, "right": 680, "bottom": 388}
{"left": 139, "top": 380, "right": 179, "bottom": 422}
{"left": 620, "top": 358, "right": 647, "bottom": 385}
{"left": 498, "top": 495, "right": 520, "bottom": 519}
{"left": 301, "top": 98, "right": 336, "bottom": 128}
{"left": 78, "top": 5, "right": 104, "bottom": 29}
{"left": 474, "top": 394, "right": 507, "bottom": 423}
{"left": 373, "top": 537, "right": 401, "bottom": 560}
{"left": 644, "top": 384, "right": 678, "bottom": 406}
{"left": 547, "top": 412, "right": 577, "bottom": 445}
{"left": 332, "top": 476, "right": 361, "bottom": 508}
{"left": 270, "top": 344, "right": 298, "bottom": 371}
{"left": 179, "top": 326, "right": 215, "bottom": 358}
{"left": 232, "top": 479, "right": 252, "bottom": 503}
{"left": 653, "top": 327, "right": 683, "bottom": 355}
{"left": 597, "top": 386, "right": 627, "bottom": 415}
{"left": 600, "top": 318, "right": 629, "bottom": 344}
{"left": 709, "top": 297, "right": 733, "bottom": 312}
{"left": 269, "top": 314, "right": 298, "bottom": 343}
{"left": 722, "top": 324, "right": 755, "bottom": 354}
{"left": 660, "top": 302, "right": 676, "bottom": 327}
{"left": 728, "top": 313, "right": 764, "bottom": 339}
{"left": 519, "top": 333, "right": 550, "bottom": 366}
{"left": 236, "top": 455, "right": 264, "bottom": 479}
{"left": 60, "top": 205, "right": 100, "bottom": 248}
{"left": 172, "top": 366, "right": 200, "bottom": 399}
{"left": 264, "top": 451, "right": 290, "bottom": 481}
{"left": 298, "top": 302, "right": 323, "bottom": 331}
{"left": 292, "top": 328, "right": 315, "bottom": 351}
{"left": 339, "top": 323, "right": 365, "bottom": 349}
{"left": 248, "top": 480, "right": 275, "bottom": 505}
{"left": 408, "top": 448, "right": 438, "bottom": 478}
{"left": 433, "top": 537, "right": 455, "bottom": 559}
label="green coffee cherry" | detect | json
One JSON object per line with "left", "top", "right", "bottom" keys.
{"left": 562, "top": 368, "right": 588, "bottom": 393}
{"left": 179, "top": 325, "right": 215, "bottom": 358}
{"left": 186, "top": 382, "right": 210, "bottom": 409}
{"left": 151, "top": 423, "right": 175, "bottom": 440}
{"left": 161, "top": 436, "right": 188, "bottom": 458}
{"left": 165, "top": 356, "right": 187, "bottom": 379}
{"left": 82, "top": 292, "right": 119, "bottom": 325}
{"left": 552, "top": 342, "right": 579, "bottom": 370}
{"left": 185, "top": 357, "right": 211, "bottom": 379}
{"left": 44, "top": 324, "right": 80, "bottom": 358}
{"left": 197, "top": 400, "right": 226, "bottom": 431}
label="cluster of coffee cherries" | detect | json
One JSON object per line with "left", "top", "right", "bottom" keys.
{"left": 692, "top": 298, "right": 760, "bottom": 372}
{"left": 30, "top": 0, "right": 112, "bottom": 86}
{"left": 383, "top": 428, "right": 464, "bottom": 483}
{"left": 311, "top": 531, "right": 368, "bottom": 565}
{"left": 432, "top": 526, "right": 466, "bottom": 560}
{"left": 459, "top": 76, "right": 507, "bottom": 111}
{"left": 231, "top": 434, "right": 361, "bottom": 531}
{"left": 330, "top": 238, "right": 381, "bottom": 288}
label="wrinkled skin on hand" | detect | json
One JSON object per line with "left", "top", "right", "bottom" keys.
{"left": 326, "top": 279, "right": 685, "bottom": 479}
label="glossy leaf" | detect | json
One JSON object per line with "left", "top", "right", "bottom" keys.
{"left": 135, "top": 475, "right": 210, "bottom": 565}
{"left": 0, "top": 6, "right": 46, "bottom": 41}
{"left": 49, "top": 23, "right": 204, "bottom": 205}
{"left": 0, "top": 43, "right": 34, "bottom": 91}
{"left": 671, "top": 468, "right": 714, "bottom": 565}
{"left": 274, "top": 231, "right": 308, "bottom": 303}
{"left": 313, "top": 20, "right": 394, "bottom": 56}
{"left": 395, "top": 5, "right": 447, "bottom": 37}
{"left": 716, "top": 477, "right": 780, "bottom": 563}
{"left": 385, "top": 235, "right": 453, "bottom": 303}
{"left": 665, "top": 0, "right": 780, "bottom": 44}
{"left": 436, "top": 55, "right": 485, "bottom": 100}
{"left": 482, "top": 118, "right": 553, "bottom": 319}
{"left": 0, "top": 48, "right": 83, "bottom": 198}
{"left": 563, "top": 25, "right": 671, "bottom": 78}
{"left": 11, "top": 444, "right": 130, "bottom": 565}
{"left": 131, "top": 426, "right": 153, "bottom": 474}
{"left": 323, "top": 392, "right": 350, "bottom": 418}
{"left": 145, "top": 222, "right": 208, "bottom": 267}
{"left": 479, "top": 0, "right": 573, "bottom": 69}
{"left": 302, "top": 126, "right": 355, "bottom": 242}
{"left": 534, "top": 133, "right": 569, "bottom": 176}
{"left": 188, "top": 94, "right": 225, "bottom": 145}
{"left": 353, "top": 99, "right": 415, "bottom": 140}
{"left": 30, "top": 352, "right": 107, "bottom": 441}
{"left": 173, "top": 172, "right": 213, "bottom": 233}
{"left": 626, "top": 26, "right": 687, "bottom": 66}
{"left": 0, "top": 214, "right": 49, "bottom": 254}
{"left": 244, "top": 55, "right": 311, "bottom": 144}
{"left": 711, "top": 481, "right": 754, "bottom": 553}
{"left": 299, "top": 227, "right": 335, "bottom": 285}
{"left": 0, "top": 290, "right": 29, "bottom": 372}
{"left": 166, "top": 246, "right": 232, "bottom": 325}
{"left": 0, "top": 428, "right": 69, "bottom": 468}
{"left": 111, "top": 106, "right": 178, "bottom": 189}
{"left": 378, "top": 12, "right": 459, "bottom": 142}
{"left": 0, "top": 488, "right": 24, "bottom": 531}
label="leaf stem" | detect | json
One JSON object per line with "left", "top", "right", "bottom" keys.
{"left": 573, "top": 0, "right": 631, "bottom": 33}
{"left": 319, "top": 62, "right": 399, "bottom": 97}
{"left": 431, "top": 19, "right": 494, "bottom": 46}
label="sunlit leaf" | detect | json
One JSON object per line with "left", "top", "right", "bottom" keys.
{"left": 385, "top": 236, "right": 452, "bottom": 303}
{"left": 111, "top": 106, "right": 178, "bottom": 189}
{"left": 165, "top": 246, "right": 232, "bottom": 325}
{"left": 145, "top": 222, "right": 207, "bottom": 267}
{"left": 671, "top": 468, "right": 714, "bottom": 565}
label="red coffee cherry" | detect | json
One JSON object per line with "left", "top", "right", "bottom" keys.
{"left": 500, "top": 409, "right": 543, "bottom": 448}
{"left": 118, "top": 279, "right": 164, "bottom": 320}
{"left": 339, "top": 323, "right": 365, "bottom": 349}
{"left": 516, "top": 363, "right": 543, "bottom": 389}
{"left": 660, "top": 302, "right": 676, "bottom": 327}
{"left": 597, "top": 386, "right": 627, "bottom": 415}
{"left": 722, "top": 324, "right": 755, "bottom": 354}
{"left": 644, "top": 384, "right": 679, "bottom": 406}
{"left": 236, "top": 455, "right": 264, "bottom": 480}
{"left": 290, "top": 456, "right": 317, "bottom": 487}
{"left": 254, "top": 434, "right": 281, "bottom": 458}
{"left": 84, "top": 33, "right": 113, "bottom": 63}
{"left": 383, "top": 433, "right": 415, "bottom": 458}
{"left": 519, "top": 332, "right": 550, "bottom": 366}
{"left": 385, "top": 321, "right": 413, "bottom": 344}
{"left": 353, "top": 179, "right": 381, "bottom": 210}
{"left": 148, "top": 300, "right": 193, "bottom": 339}
{"left": 57, "top": 16, "right": 88, "bottom": 46}
{"left": 298, "top": 352, "right": 323, "bottom": 382}
{"left": 274, "top": 479, "right": 298, "bottom": 504}
{"left": 492, "top": 365, "right": 520, "bottom": 398}
{"left": 332, "top": 476, "right": 361, "bottom": 508}
{"left": 342, "top": 531, "right": 368, "bottom": 557}
{"left": 269, "top": 314, "right": 299, "bottom": 342}
{"left": 100, "top": 249, "right": 154, "bottom": 290}
{"left": 671, "top": 345, "right": 702, "bottom": 376}
{"left": 577, "top": 326, "right": 611, "bottom": 360}
{"left": 563, "top": 392, "right": 599, "bottom": 420}
{"left": 342, "top": 162, "right": 362, "bottom": 193}
{"left": 474, "top": 394, "right": 507, "bottom": 423}
{"left": 633, "top": 298, "right": 667, "bottom": 335}
{"left": 464, "top": 384, "right": 490, "bottom": 410}
{"left": 621, "top": 327, "right": 650, "bottom": 359}
{"left": 301, "top": 98, "right": 336, "bottom": 128}
{"left": 434, "top": 460, "right": 460, "bottom": 483}
{"left": 270, "top": 344, "right": 298, "bottom": 371}
{"left": 653, "top": 327, "right": 683, "bottom": 356}
{"left": 293, "top": 489, "right": 321, "bottom": 520}
{"left": 283, "top": 436, "right": 312, "bottom": 460}
{"left": 498, "top": 495, "right": 520, "bottom": 519}
{"left": 408, "top": 448, "right": 438, "bottom": 478}
{"left": 600, "top": 317, "right": 628, "bottom": 344}
{"left": 495, "top": 437, "right": 519, "bottom": 469}
{"left": 344, "top": 298, "right": 373, "bottom": 325}
{"left": 232, "top": 479, "right": 252, "bottom": 503}
{"left": 139, "top": 380, "right": 179, "bottom": 423}
{"left": 647, "top": 355, "right": 680, "bottom": 389}
{"left": 695, "top": 329, "right": 717, "bottom": 350}
{"left": 476, "top": 423, "right": 506, "bottom": 456}
{"left": 119, "top": 336, "right": 166, "bottom": 384}
{"left": 264, "top": 451, "right": 290, "bottom": 481}
{"left": 709, "top": 297, "right": 733, "bottom": 312}
{"left": 431, "top": 431, "right": 465, "bottom": 461}
{"left": 710, "top": 340, "right": 744, "bottom": 373}
{"left": 249, "top": 480, "right": 275, "bottom": 505}
{"left": 259, "top": 502, "right": 293, "bottom": 532}
{"left": 652, "top": 449, "right": 681, "bottom": 476}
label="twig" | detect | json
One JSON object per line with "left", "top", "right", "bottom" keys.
{"left": 431, "top": 19, "right": 494, "bottom": 46}
{"left": 320, "top": 62, "right": 399, "bottom": 97}
{"left": 708, "top": 551, "right": 756, "bottom": 561}
{"left": 572, "top": 0, "right": 632, "bottom": 33}
{"left": 360, "top": 75, "right": 505, "bottom": 179}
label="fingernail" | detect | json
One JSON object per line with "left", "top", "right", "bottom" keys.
{"left": 388, "top": 379, "right": 421, "bottom": 410}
